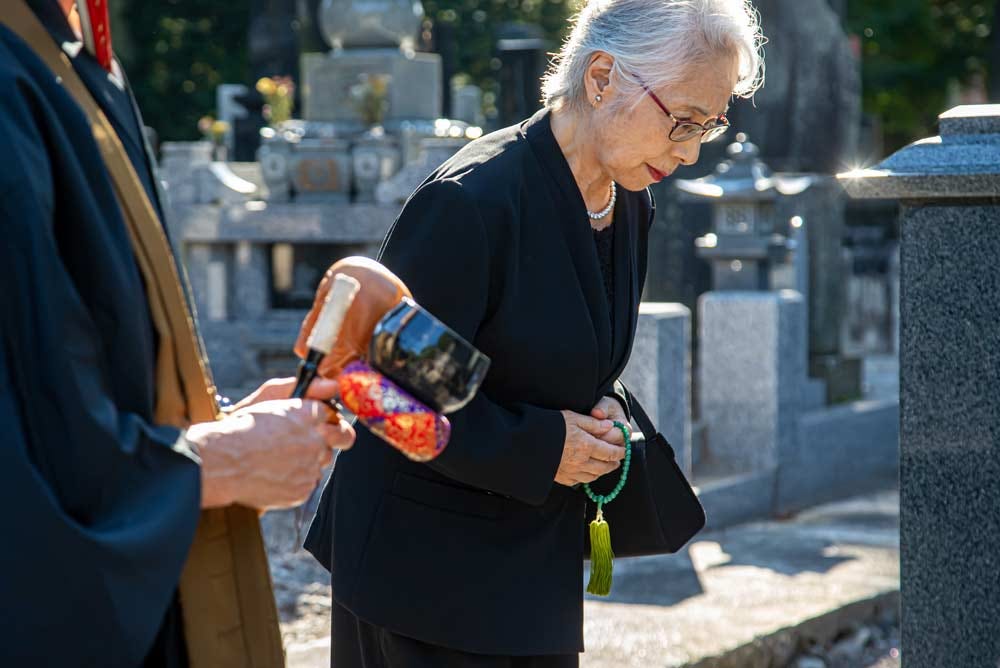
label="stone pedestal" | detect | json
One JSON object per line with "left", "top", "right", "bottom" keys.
{"left": 353, "top": 130, "right": 401, "bottom": 203}
{"left": 288, "top": 137, "right": 352, "bottom": 202}
{"left": 301, "top": 49, "right": 442, "bottom": 124}
{"left": 841, "top": 104, "right": 1000, "bottom": 667}
{"left": 621, "top": 303, "right": 692, "bottom": 477}
{"left": 233, "top": 241, "right": 270, "bottom": 318}
{"left": 166, "top": 198, "right": 401, "bottom": 390}
{"left": 160, "top": 142, "right": 214, "bottom": 207}
{"left": 698, "top": 291, "right": 806, "bottom": 476}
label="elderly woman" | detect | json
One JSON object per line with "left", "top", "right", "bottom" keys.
{"left": 305, "top": 0, "right": 764, "bottom": 664}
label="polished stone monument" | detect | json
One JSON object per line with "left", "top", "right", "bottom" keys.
{"left": 301, "top": 0, "right": 442, "bottom": 126}
{"left": 842, "top": 104, "right": 1000, "bottom": 667}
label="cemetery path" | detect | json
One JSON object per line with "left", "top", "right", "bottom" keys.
{"left": 581, "top": 490, "right": 899, "bottom": 667}
{"left": 274, "top": 490, "right": 899, "bottom": 668}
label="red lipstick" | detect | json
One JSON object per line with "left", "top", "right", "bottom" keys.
{"left": 647, "top": 164, "right": 667, "bottom": 182}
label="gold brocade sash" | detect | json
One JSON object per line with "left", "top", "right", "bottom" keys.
{"left": 2, "top": 3, "right": 285, "bottom": 666}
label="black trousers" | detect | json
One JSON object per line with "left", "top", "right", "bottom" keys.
{"left": 332, "top": 600, "right": 580, "bottom": 668}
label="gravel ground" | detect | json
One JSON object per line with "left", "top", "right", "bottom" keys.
{"left": 789, "top": 611, "right": 901, "bottom": 668}
{"left": 261, "top": 508, "right": 334, "bottom": 651}
{"left": 272, "top": 549, "right": 333, "bottom": 649}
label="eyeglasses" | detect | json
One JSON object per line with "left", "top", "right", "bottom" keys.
{"left": 641, "top": 84, "right": 730, "bottom": 144}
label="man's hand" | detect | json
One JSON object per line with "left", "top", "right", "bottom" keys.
{"left": 590, "top": 395, "right": 629, "bottom": 446}
{"left": 231, "top": 376, "right": 340, "bottom": 413}
{"left": 188, "top": 398, "right": 355, "bottom": 510}
{"left": 554, "top": 412, "right": 625, "bottom": 486}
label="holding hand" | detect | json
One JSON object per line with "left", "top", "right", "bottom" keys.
{"left": 590, "top": 396, "right": 629, "bottom": 446}
{"left": 190, "top": 379, "right": 355, "bottom": 509}
{"left": 230, "top": 376, "right": 340, "bottom": 413}
{"left": 554, "top": 412, "right": 625, "bottom": 486}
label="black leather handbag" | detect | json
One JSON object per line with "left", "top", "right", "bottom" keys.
{"left": 584, "top": 394, "right": 706, "bottom": 557}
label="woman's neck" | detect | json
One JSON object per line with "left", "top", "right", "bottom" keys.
{"left": 549, "top": 104, "right": 615, "bottom": 220}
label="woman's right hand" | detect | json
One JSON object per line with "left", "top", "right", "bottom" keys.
{"left": 554, "top": 411, "right": 625, "bottom": 486}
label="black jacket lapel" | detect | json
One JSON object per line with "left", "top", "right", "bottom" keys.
{"left": 523, "top": 109, "right": 613, "bottom": 380}
{"left": 605, "top": 188, "right": 640, "bottom": 388}
{"left": 28, "top": 0, "right": 152, "bottom": 189}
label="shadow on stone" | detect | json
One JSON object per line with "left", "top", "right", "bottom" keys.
{"left": 706, "top": 526, "right": 856, "bottom": 577}
{"left": 585, "top": 549, "right": 704, "bottom": 607}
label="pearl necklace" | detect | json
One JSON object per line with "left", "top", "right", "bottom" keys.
{"left": 586, "top": 181, "right": 617, "bottom": 220}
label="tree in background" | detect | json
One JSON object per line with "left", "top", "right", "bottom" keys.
{"left": 114, "top": 0, "right": 998, "bottom": 152}
{"left": 114, "top": 0, "right": 575, "bottom": 141}
{"left": 848, "top": 0, "right": 996, "bottom": 152}
{"left": 112, "top": 1, "right": 251, "bottom": 141}
{"left": 421, "top": 0, "right": 577, "bottom": 120}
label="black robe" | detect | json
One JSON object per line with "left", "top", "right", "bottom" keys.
{"left": 305, "top": 108, "right": 653, "bottom": 656}
{"left": 0, "top": 2, "right": 200, "bottom": 665}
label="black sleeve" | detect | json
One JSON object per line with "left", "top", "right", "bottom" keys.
{"left": 378, "top": 179, "right": 567, "bottom": 505}
{"left": 0, "top": 56, "right": 201, "bottom": 665}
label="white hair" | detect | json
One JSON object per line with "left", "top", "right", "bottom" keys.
{"left": 541, "top": 0, "right": 765, "bottom": 111}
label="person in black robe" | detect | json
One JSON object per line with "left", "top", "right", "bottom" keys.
{"left": 305, "top": 0, "right": 765, "bottom": 664}
{"left": 0, "top": 1, "right": 355, "bottom": 665}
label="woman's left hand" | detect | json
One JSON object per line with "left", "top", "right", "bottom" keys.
{"left": 590, "top": 396, "right": 629, "bottom": 446}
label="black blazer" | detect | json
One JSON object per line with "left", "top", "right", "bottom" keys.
{"left": 305, "top": 108, "right": 653, "bottom": 655}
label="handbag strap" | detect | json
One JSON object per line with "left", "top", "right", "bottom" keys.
{"left": 626, "top": 391, "right": 676, "bottom": 457}
{"left": 626, "top": 391, "right": 655, "bottom": 439}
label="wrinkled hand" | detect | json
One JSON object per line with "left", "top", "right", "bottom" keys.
{"left": 554, "top": 412, "right": 625, "bottom": 487}
{"left": 189, "top": 398, "right": 355, "bottom": 510}
{"left": 590, "top": 396, "right": 629, "bottom": 446}
{"left": 231, "top": 376, "right": 340, "bottom": 415}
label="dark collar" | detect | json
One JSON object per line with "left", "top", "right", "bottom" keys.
{"left": 522, "top": 108, "right": 590, "bottom": 224}
{"left": 26, "top": 0, "right": 159, "bottom": 214}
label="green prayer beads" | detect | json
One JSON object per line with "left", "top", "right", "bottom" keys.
{"left": 582, "top": 420, "right": 632, "bottom": 507}
{"left": 583, "top": 420, "right": 631, "bottom": 596}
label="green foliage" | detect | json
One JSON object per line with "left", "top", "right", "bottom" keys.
{"left": 110, "top": 0, "right": 996, "bottom": 151}
{"left": 112, "top": 1, "right": 250, "bottom": 141}
{"left": 422, "top": 0, "right": 579, "bottom": 116}
{"left": 848, "top": 0, "right": 996, "bottom": 152}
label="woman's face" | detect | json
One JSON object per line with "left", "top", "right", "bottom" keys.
{"left": 594, "top": 57, "right": 738, "bottom": 191}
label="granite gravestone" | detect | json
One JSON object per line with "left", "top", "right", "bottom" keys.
{"left": 621, "top": 304, "right": 692, "bottom": 477}
{"left": 698, "top": 290, "right": 806, "bottom": 477}
{"left": 841, "top": 104, "right": 1000, "bottom": 668}
{"left": 301, "top": 0, "right": 442, "bottom": 126}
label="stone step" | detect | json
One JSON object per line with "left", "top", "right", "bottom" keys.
{"left": 581, "top": 491, "right": 899, "bottom": 667}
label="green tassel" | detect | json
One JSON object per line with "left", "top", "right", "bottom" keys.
{"left": 587, "top": 508, "right": 614, "bottom": 596}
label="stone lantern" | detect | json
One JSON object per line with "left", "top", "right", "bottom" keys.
{"left": 677, "top": 134, "right": 811, "bottom": 291}
{"left": 680, "top": 133, "right": 860, "bottom": 403}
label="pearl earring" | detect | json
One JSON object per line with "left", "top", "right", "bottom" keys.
{"left": 595, "top": 94, "right": 602, "bottom": 103}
